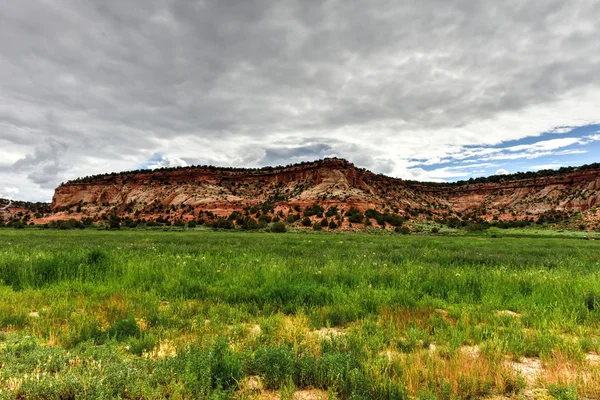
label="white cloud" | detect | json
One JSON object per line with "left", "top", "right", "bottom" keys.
{"left": 507, "top": 138, "right": 585, "bottom": 152}
{"left": 0, "top": 187, "right": 19, "bottom": 200}
{"left": 147, "top": 155, "right": 188, "bottom": 170}
{"left": 549, "top": 127, "right": 575, "bottom": 134}
{"left": 495, "top": 169, "right": 509, "bottom": 175}
{"left": 529, "top": 163, "right": 563, "bottom": 171}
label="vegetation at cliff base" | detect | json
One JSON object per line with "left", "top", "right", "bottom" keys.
{"left": 0, "top": 230, "right": 599, "bottom": 399}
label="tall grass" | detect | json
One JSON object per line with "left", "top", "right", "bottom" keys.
{"left": 1, "top": 230, "right": 599, "bottom": 399}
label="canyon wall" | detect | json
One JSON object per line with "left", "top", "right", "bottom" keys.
{"left": 47, "top": 158, "right": 600, "bottom": 228}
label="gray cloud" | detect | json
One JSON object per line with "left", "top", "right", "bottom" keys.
{"left": 1, "top": 0, "right": 600, "bottom": 200}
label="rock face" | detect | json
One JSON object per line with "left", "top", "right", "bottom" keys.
{"left": 49, "top": 158, "right": 600, "bottom": 227}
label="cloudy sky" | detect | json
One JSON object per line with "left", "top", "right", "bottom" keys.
{"left": 1, "top": 0, "right": 600, "bottom": 201}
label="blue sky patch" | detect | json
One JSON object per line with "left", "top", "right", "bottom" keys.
{"left": 411, "top": 124, "right": 600, "bottom": 181}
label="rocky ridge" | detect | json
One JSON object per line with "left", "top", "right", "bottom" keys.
{"left": 40, "top": 158, "right": 600, "bottom": 230}
{"left": 2, "top": 158, "right": 600, "bottom": 230}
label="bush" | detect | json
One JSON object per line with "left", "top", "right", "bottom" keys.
{"left": 303, "top": 204, "right": 324, "bottom": 217}
{"left": 105, "top": 316, "right": 141, "bottom": 341}
{"left": 241, "top": 217, "right": 260, "bottom": 230}
{"left": 12, "top": 221, "right": 26, "bottom": 229}
{"left": 184, "top": 337, "right": 243, "bottom": 395}
{"left": 109, "top": 218, "right": 120, "bottom": 230}
{"left": 431, "top": 227, "right": 439, "bottom": 234}
{"left": 252, "top": 345, "right": 295, "bottom": 389}
{"left": 271, "top": 222, "right": 287, "bottom": 233}
{"left": 212, "top": 219, "right": 234, "bottom": 229}
{"left": 346, "top": 208, "right": 364, "bottom": 223}
{"left": 329, "top": 220, "right": 338, "bottom": 229}
{"left": 547, "top": 384, "right": 577, "bottom": 400}
{"left": 312, "top": 222, "right": 322, "bottom": 231}
{"left": 325, "top": 206, "right": 338, "bottom": 217}
{"left": 395, "top": 226, "right": 410, "bottom": 235}
{"left": 127, "top": 334, "right": 157, "bottom": 356}
{"left": 301, "top": 217, "right": 312, "bottom": 227}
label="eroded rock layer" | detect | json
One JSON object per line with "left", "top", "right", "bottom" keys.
{"left": 45, "top": 158, "right": 600, "bottom": 228}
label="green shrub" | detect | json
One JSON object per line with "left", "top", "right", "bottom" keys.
{"left": 346, "top": 208, "right": 364, "bottom": 223}
{"left": 547, "top": 384, "right": 577, "bottom": 400}
{"left": 271, "top": 222, "right": 287, "bottom": 233}
{"left": 105, "top": 316, "right": 141, "bottom": 341}
{"left": 252, "top": 345, "right": 295, "bottom": 389}
{"left": 184, "top": 337, "right": 243, "bottom": 395}
{"left": 127, "top": 334, "right": 158, "bottom": 356}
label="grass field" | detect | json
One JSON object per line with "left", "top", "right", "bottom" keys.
{"left": 1, "top": 230, "right": 599, "bottom": 399}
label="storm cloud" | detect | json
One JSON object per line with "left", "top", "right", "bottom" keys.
{"left": 1, "top": 0, "right": 599, "bottom": 200}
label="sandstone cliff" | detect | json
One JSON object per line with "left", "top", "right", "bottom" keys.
{"left": 46, "top": 158, "right": 600, "bottom": 229}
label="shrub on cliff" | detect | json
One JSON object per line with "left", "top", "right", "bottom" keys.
{"left": 346, "top": 208, "right": 364, "bottom": 223}
{"left": 301, "top": 217, "right": 312, "bottom": 227}
{"left": 303, "top": 204, "right": 324, "bottom": 217}
{"left": 325, "top": 206, "right": 338, "bottom": 217}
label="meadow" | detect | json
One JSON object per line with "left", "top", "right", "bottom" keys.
{"left": 0, "top": 229, "right": 599, "bottom": 399}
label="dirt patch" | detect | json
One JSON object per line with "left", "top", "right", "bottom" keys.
{"left": 380, "top": 349, "right": 404, "bottom": 362}
{"left": 506, "top": 357, "right": 543, "bottom": 386}
{"left": 586, "top": 353, "right": 600, "bottom": 366}
{"left": 136, "top": 318, "right": 148, "bottom": 331}
{"left": 435, "top": 308, "right": 448, "bottom": 317}
{"left": 241, "top": 375, "right": 262, "bottom": 392}
{"left": 256, "top": 389, "right": 330, "bottom": 400}
{"left": 145, "top": 340, "right": 177, "bottom": 359}
{"left": 249, "top": 324, "right": 262, "bottom": 337}
{"left": 313, "top": 327, "right": 346, "bottom": 339}
{"left": 293, "top": 389, "right": 329, "bottom": 399}
{"left": 495, "top": 310, "right": 521, "bottom": 318}
{"left": 461, "top": 345, "right": 480, "bottom": 358}
{"left": 238, "top": 375, "right": 328, "bottom": 400}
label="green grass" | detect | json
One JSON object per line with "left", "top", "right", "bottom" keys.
{"left": 0, "top": 230, "right": 599, "bottom": 399}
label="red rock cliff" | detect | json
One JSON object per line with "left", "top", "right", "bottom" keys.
{"left": 50, "top": 158, "right": 600, "bottom": 226}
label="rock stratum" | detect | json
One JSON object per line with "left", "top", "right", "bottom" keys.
{"left": 2, "top": 158, "right": 600, "bottom": 230}
{"left": 37, "top": 158, "right": 599, "bottom": 230}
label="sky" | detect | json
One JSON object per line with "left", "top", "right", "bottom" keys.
{"left": 1, "top": 1, "right": 599, "bottom": 202}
